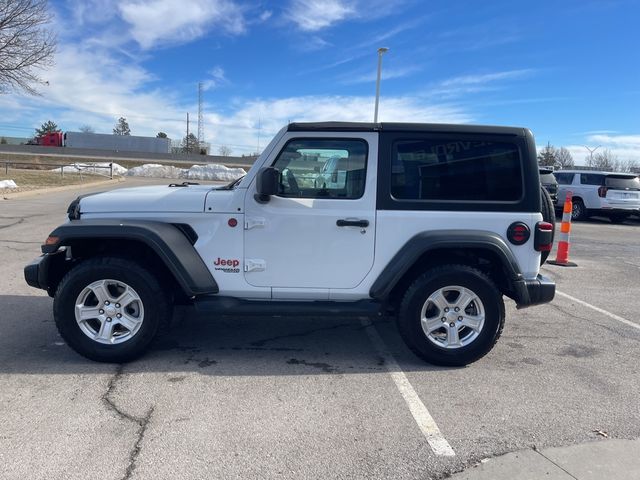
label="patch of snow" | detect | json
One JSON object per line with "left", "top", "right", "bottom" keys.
{"left": 125, "top": 164, "right": 186, "bottom": 178}
{"left": 52, "top": 162, "right": 128, "bottom": 176}
{"left": 186, "top": 164, "right": 245, "bottom": 182}
{"left": 0, "top": 179, "right": 18, "bottom": 189}
{"left": 124, "top": 163, "right": 245, "bottom": 181}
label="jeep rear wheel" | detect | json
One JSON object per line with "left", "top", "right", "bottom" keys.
{"left": 397, "top": 265, "right": 505, "bottom": 366}
{"left": 54, "top": 257, "right": 171, "bottom": 362}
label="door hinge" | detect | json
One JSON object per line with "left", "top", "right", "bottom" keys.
{"left": 245, "top": 217, "right": 266, "bottom": 230}
{"left": 244, "top": 259, "right": 266, "bottom": 272}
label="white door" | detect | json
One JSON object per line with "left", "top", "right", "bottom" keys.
{"left": 243, "top": 134, "right": 377, "bottom": 294}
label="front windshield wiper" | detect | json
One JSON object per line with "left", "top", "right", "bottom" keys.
{"left": 219, "top": 175, "right": 245, "bottom": 190}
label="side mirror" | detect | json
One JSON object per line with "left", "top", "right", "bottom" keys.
{"left": 255, "top": 167, "right": 279, "bottom": 203}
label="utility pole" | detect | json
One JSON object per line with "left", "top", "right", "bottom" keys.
{"left": 197, "top": 82, "right": 204, "bottom": 151}
{"left": 373, "top": 47, "right": 389, "bottom": 123}
{"left": 186, "top": 112, "right": 190, "bottom": 154}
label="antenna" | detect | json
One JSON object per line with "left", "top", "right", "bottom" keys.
{"left": 197, "top": 82, "right": 204, "bottom": 148}
{"left": 257, "top": 117, "right": 261, "bottom": 154}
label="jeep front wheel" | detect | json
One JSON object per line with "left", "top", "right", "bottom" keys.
{"left": 53, "top": 257, "right": 171, "bottom": 362}
{"left": 397, "top": 265, "right": 505, "bottom": 366}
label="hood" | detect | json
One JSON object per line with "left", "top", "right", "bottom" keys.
{"left": 79, "top": 184, "right": 215, "bottom": 214}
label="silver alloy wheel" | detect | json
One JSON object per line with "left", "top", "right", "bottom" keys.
{"left": 74, "top": 279, "right": 145, "bottom": 345}
{"left": 420, "top": 285, "right": 485, "bottom": 349}
{"left": 572, "top": 202, "right": 583, "bottom": 220}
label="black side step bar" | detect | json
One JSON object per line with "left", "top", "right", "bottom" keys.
{"left": 192, "top": 296, "right": 382, "bottom": 317}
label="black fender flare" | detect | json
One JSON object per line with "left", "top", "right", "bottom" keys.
{"left": 43, "top": 219, "right": 218, "bottom": 296}
{"left": 369, "top": 230, "right": 523, "bottom": 300}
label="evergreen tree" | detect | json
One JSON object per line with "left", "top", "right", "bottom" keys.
{"left": 35, "top": 120, "right": 60, "bottom": 136}
{"left": 113, "top": 117, "right": 131, "bottom": 135}
{"left": 537, "top": 142, "right": 557, "bottom": 167}
{"left": 181, "top": 133, "right": 198, "bottom": 153}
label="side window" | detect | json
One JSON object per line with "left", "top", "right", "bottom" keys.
{"left": 271, "top": 138, "right": 367, "bottom": 199}
{"left": 580, "top": 173, "right": 604, "bottom": 185}
{"left": 390, "top": 139, "right": 522, "bottom": 201}
{"left": 554, "top": 173, "right": 575, "bottom": 185}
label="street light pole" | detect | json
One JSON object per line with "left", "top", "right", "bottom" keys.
{"left": 373, "top": 47, "right": 389, "bottom": 123}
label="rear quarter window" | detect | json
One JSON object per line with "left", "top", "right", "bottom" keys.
{"left": 390, "top": 139, "right": 523, "bottom": 201}
{"left": 580, "top": 173, "right": 605, "bottom": 185}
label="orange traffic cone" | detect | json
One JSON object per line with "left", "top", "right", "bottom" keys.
{"left": 548, "top": 191, "right": 577, "bottom": 267}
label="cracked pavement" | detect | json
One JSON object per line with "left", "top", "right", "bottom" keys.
{"left": 1, "top": 179, "right": 639, "bottom": 479}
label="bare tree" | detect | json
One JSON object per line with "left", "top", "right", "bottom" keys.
{"left": 0, "top": 0, "right": 57, "bottom": 95}
{"left": 218, "top": 145, "right": 232, "bottom": 157}
{"left": 588, "top": 149, "right": 619, "bottom": 171}
{"left": 555, "top": 147, "right": 574, "bottom": 168}
{"left": 78, "top": 125, "right": 94, "bottom": 133}
{"left": 620, "top": 159, "right": 639, "bottom": 173}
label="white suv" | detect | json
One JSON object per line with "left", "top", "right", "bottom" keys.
{"left": 25, "top": 122, "right": 556, "bottom": 366}
{"left": 554, "top": 170, "right": 640, "bottom": 222}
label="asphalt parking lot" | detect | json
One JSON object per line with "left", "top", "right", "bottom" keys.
{"left": 1, "top": 180, "right": 639, "bottom": 480}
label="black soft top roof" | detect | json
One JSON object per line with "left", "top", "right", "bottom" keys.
{"left": 287, "top": 121, "right": 526, "bottom": 136}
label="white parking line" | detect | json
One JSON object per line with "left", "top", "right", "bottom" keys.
{"left": 557, "top": 290, "right": 640, "bottom": 332}
{"left": 360, "top": 318, "right": 455, "bottom": 457}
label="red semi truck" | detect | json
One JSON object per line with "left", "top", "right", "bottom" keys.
{"left": 34, "top": 132, "right": 64, "bottom": 146}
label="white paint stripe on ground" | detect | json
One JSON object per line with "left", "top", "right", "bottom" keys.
{"left": 557, "top": 290, "right": 640, "bottom": 332}
{"left": 360, "top": 318, "right": 455, "bottom": 457}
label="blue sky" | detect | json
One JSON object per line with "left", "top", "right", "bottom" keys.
{"left": 0, "top": 0, "right": 639, "bottom": 161}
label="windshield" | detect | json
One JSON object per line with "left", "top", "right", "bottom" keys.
{"left": 605, "top": 175, "right": 640, "bottom": 190}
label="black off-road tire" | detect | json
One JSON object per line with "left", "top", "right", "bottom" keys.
{"left": 397, "top": 265, "right": 505, "bottom": 367}
{"left": 53, "top": 256, "right": 172, "bottom": 363}
{"left": 540, "top": 188, "right": 556, "bottom": 265}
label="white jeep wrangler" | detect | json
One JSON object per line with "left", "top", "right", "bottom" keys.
{"left": 25, "top": 122, "right": 556, "bottom": 365}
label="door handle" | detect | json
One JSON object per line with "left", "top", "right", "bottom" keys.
{"left": 336, "top": 219, "right": 369, "bottom": 228}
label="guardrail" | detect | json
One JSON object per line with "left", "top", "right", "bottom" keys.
{"left": 3, "top": 161, "right": 114, "bottom": 179}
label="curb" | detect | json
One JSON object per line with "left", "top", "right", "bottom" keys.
{"left": 2, "top": 177, "right": 126, "bottom": 200}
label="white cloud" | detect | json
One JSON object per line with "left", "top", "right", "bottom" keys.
{"left": 206, "top": 95, "right": 472, "bottom": 153}
{"left": 439, "top": 69, "right": 533, "bottom": 87}
{"left": 118, "top": 0, "right": 246, "bottom": 49}
{"left": 587, "top": 134, "right": 640, "bottom": 147}
{"left": 258, "top": 10, "right": 273, "bottom": 22}
{"left": 285, "top": 0, "right": 355, "bottom": 31}
{"left": 201, "top": 66, "right": 228, "bottom": 91}
{"left": 565, "top": 134, "right": 640, "bottom": 165}
{"left": 2, "top": 36, "right": 473, "bottom": 155}
{"left": 338, "top": 65, "right": 421, "bottom": 85}
{"left": 428, "top": 69, "right": 534, "bottom": 99}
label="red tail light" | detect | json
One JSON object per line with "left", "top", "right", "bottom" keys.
{"left": 535, "top": 221, "right": 554, "bottom": 252}
{"left": 598, "top": 186, "right": 608, "bottom": 198}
